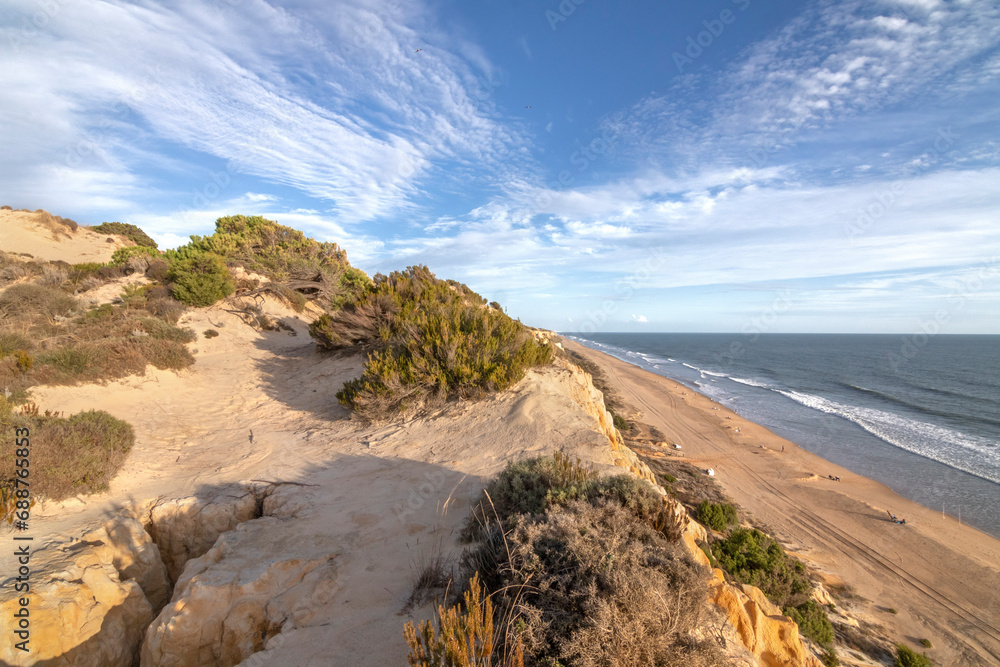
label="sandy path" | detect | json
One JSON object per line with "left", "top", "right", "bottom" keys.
{"left": 28, "top": 303, "right": 366, "bottom": 538}
{"left": 565, "top": 339, "right": 1000, "bottom": 667}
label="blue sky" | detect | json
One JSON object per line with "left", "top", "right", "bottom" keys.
{"left": 2, "top": 0, "right": 999, "bottom": 333}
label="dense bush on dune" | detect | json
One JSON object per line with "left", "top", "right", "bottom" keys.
{"left": 0, "top": 396, "right": 134, "bottom": 522}
{"left": 406, "top": 455, "right": 726, "bottom": 667}
{"left": 310, "top": 265, "right": 553, "bottom": 419}
{"left": 163, "top": 214, "right": 370, "bottom": 309}
{"left": 89, "top": 221, "right": 159, "bottom": 249}
{"left": 167, "top": 251, "right": 235, "bottom": 307}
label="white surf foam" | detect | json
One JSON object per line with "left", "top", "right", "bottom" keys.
{"left": 731, "top": 377, "right": 771, "bottom": 389}
{"left": 776, "top": 389, "right": 1000, "bottom": 485}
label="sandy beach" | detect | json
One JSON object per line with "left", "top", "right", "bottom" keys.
{"left": 564, "top": 338, "right": 1000, "bottom": 666}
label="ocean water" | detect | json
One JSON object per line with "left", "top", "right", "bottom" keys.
{"left": 567, "top": 333, "right": 1000, "bottom": 539}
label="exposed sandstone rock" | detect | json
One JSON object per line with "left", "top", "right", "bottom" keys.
{"left": 0, "top": 519, "right": 160, "bottom": 666}
{"left": 82, "top": 518, "right": 172, "bottom": 613}
{"left": 147, "top": 489, "right": 260, "bottom": 583}
{"left": 140, "top": 516, "right": 340, "bottom": 667}
{"left": 706, "top": 569, "right": 823, "bottom": 667}
{"left": 680, "top": 505, "right": 821, "bottom": 667}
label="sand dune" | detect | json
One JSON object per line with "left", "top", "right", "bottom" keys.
{"left": 0, "top": 208, "right": 130, "bottom": 263}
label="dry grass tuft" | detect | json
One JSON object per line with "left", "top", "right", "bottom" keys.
{"left": 0, "top": 397, "right": 134, "bottom": 508}
{"left": 404, "top": 572, "right": 497, "bottom": 667}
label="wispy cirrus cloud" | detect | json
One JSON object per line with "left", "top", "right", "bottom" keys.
{"left": 605, "top": 0, "right": 1000, "bottom": 171}
{"left": 0, "top": 0, "right": 528, "bottom": 223}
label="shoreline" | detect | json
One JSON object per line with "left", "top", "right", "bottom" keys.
{"left": 563, "top": 338, "right": 1000, "bottom": 667}
{"left": 565, "top": 335, "right": 1000, "bottom": 541}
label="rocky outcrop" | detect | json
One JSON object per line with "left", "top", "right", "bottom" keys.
{"left": 0, "top": 490, "right": 266, "bottom": 667}
{"left": 0, "top": 517, "right": 164, "bottom": 667}
{"left": 147, "top": 488, "right": 261, "bottom": 583}
{"left": 140, "top": 515, "right": 340, "bottom": 667}
{"left": 682, "top": 525, "right": 822, "bottom": 667}
{"left": 710, "top": 572, "right": 822, "bottom": 667}
{"left": 83, "top": 518, "right": 172, "bottom": 613}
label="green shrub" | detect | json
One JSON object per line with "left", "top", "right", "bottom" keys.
{"left": 204, "top": 329, "right": 219, "bottom": 339}
{"left": 696, "top": 500, "right": 738, "bottom": 532}
{"left": 168, "top": 252, "right": 234, "bottom": 307}
{"left": 712, "top": 527, "right": 834, "bottom": 651}
{"left": 322, "top": 266, "right": 552, "bottom": 418}
{"left": 785, "top": 600, "right": 834, "bottom": 646}
{"left": 0, "top": 406, "right": 134, "bottom": 501}
{"left": 168, "top": 215, "right": 349, "bottom": 289}
{"left": 919, "top": 638, "right": 932, "bottom": 649}
{"left": 711, "top": 528, "right": 811, "bottom": 609}
{"left": 90, "top": 222, "right": 158, "bottom": 248}
{"left": 895, "top": 644, "right": 933, "bottom": 667}
{"left": 110, "top": 245, "right": 160, "bottom": 267}
{"left": 820, "top": 649, "right": 840, "bottom": 667}
{"left": 121, "top": 283, "right": 152, "bottom": 308}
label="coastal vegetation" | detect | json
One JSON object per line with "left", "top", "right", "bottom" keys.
{"left": 0, "top": 396, "right": 135, "bottom": 505}
{"left": 165, "top": 214, "right": 361, "bottom": 308}
{"left": 167, "top": 251, "right": 235, "bottom": 306}
{"left": 628, "top": 429, "right": 842, "bottom": 656}
{"left": 89, "top": 221, "right": 158, "bottom": 248}
{"left": 312, "top": 265, "right": 552, "bottom": 419}
{"left": 895, "top": 644, "right": 933, "bottom": 667}
{"left": 0, "top": 278, "right": 195, "bottom": 401}
{"left": 405, "top": 455, "right": 726, "bottom": 666}
{"left": 695, "top": 500, "right": 739, "bottom": 532}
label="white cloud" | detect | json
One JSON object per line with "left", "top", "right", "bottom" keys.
{"left": 605, "top": 0, "right": 1000, "bottom": 169}
{"left": 0, "top": 0, "right": 531, "bottom": 223}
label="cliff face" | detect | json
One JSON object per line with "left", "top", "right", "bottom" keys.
{"left": 556, "top": 356, "right": 659, "bottom": 485}
{"left": 560, "top": 354, "right": 822, "bottom": 667}
{"left": 2, "top": 354, "right": 819, "bottom": 667}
